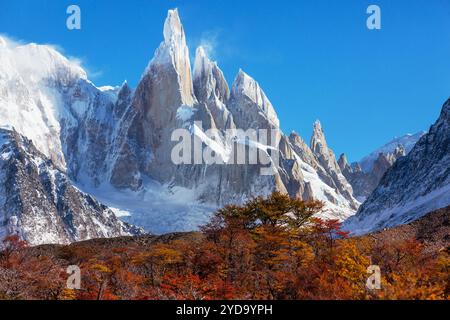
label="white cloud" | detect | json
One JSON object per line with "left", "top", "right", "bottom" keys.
{"left": 0, "top": 35, "right": 87, "bottom": 80}
{"left": 190, "top": 29, "right": 222, "bottom": 62}
{"left": 198, "top": 30, "right": 220, "bottom": 59}
{"left": 0, "top": 34, "right": 100, "bottom": 80}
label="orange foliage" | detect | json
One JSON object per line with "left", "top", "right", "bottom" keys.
{"left": 0, "top": 192, "right": 448, "bottom": 300}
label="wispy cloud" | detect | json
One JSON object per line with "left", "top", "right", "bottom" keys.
{"left": 0, "top": 34, "right": 104, "bottom": 81}
{"left": 198, "top": 30, "right": 220, "bottom": 59}
{"left": 190, "top": 29, "right": 223, "bottom": 61}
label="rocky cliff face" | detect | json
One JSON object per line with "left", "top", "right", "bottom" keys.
{"left": 309, "top": 121, "right": 357, "bottom": 208}
{"left": 193, "top": 46, "right": 234, "bottom": 131}
{"left": 0, "top": 129, "right": 142, "bottom": 245}
{"left": 344, "top": 99, "right": 450, "bottom": 235}
{"left": 106, "top": 9, "right": 359, "bottom": 221}
{"left": 0, "top": 9, "right": 361, "bottom": 238}
{"left": 340, "top": 131, "right": 425, "bottom": 202}
{"left": 339, "top": 145, "right": 406, "bottom": 201}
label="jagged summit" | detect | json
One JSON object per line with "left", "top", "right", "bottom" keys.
{"left": 193, "top": 46, "right": 230, "bottom": 105}
{"left": 310, "top": 120, "right": 328, "bottom": 155}
{"left": 0, "top": 36, "right": 87, "bottom": 82}
{"left": 193, "top": 46, "right": 210, "bottom": 79}
{"left": 192, "top": 46, "right": 233, "bottom": 130}
{"left": 311, "top": 120, "right": 326, "bottom": 146}
{"left": 306, "top": 121, "right": 359, "bottom": 209}
{"left": 289, "top": 131, "right": 310, "bottom": 151}
{"left": 313, "top": 119, "right": 322, "bottom": 129}
{"left": 146, "top": 8, "right": 196, "bottom": 107}
{"left": 338, "top": 153, "right": 349, "bottom": 169}
{"left": 150, "top": 8, "right": 189, "bottom": 67}
{"left": 230, "top": 69, "right": 280, "bottom": 128}
{"left": 359, "top": 131, "right": 426, "bottom": 173}
{"left": 163, "top": 9, "right": 184, "bottom": 44}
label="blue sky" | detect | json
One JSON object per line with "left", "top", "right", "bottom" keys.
{"left": 1, "top": 0, "right": 449, "bottom": 162}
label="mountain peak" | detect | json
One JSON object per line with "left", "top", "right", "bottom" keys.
{"left": 310, "top": 121, "right": 341, "bottom": 172}
{"left": 231, "top": 69, "right": 280, "bottom": 128}
{"left": 338, "top": 153, "right": 349, "bottom": 169}
{"left": 311, "top": 120, "right": 326, "bottom": 151}
{"left": 145, "top": 8, "right": 196, "bottom": 106}
{"left": 359, "top": 131, "right": 426, "bottom": 173}
{"left": 193, "top": 46, "right": 230, "bottom": 106}
{"left": 149, "top": 8, "right": 191, "bottom": 70}
{"left": 0, "top": 37, "right": 87, "bottom": 82}
{"left": 196, "top": 45, "right": 207, "bottom": 59}
{"left": 163, "top": 9, "right": 183, "bottom": 45}
{"left": 312, "top": 120, "right": 324, "bottom": 137}
{"left": 117, "top": 80, "right": 131, "bottom": 95}
{"left": 193, "top": 46, "right": 214, "bottom": 80}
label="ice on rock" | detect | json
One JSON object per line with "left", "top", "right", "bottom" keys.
{"left": 0, "top": 128, "right": 142, "bottom": 245}
{"left": 230, "top": 69, "right": 280, "bottom": 129}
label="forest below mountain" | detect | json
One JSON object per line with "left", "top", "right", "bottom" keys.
{"left": 0, "top": 193, "right": 448, "bottom": 300}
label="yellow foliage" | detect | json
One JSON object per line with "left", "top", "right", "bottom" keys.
{"left": 333, "top": 240, "right": 370, "bottom": 297}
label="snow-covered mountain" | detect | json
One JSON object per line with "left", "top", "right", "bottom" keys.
{"left": 339, "top": 131, "right": 424, "bottom": 201}
{"left": 344, "top": 99, "right": 450, "bottom": 235}
{"left": 339, "top": 145, "right": 406, "bottom": 202}
{"left": 0, "top": 128, "right": 142, "bottom": 245}
{"left": 0, "top": 9, "right": 361, "bottom": 239}
{"left": 358, "top": 131, "right": 425, "bottom": 173}
{"left": 106, "top": 9, "right": 359, "bottom": 226}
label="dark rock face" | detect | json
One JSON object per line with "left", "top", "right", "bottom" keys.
{"left": 339, "top": 146, "right": 406, "bottom": 202}
{"left": 359, "top": 205, "right": 450, "bottom": 254}
{"left": 345, "top": 99, "right": 450, "bottom": 235}
{"left": 0, "top": 129, "right": 142, "bottom": 245}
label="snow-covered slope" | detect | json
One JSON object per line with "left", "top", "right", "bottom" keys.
{"left": 359, "top": 131, "right": 425, "bottom": 173}
{"left": 339, "top": 145, "right": 407, "bottom": 202}
{"left": 344, "top": 99, "right": 450, "bottom": 235}
{"left": 0, "top": 35, "right": 124, "bottom": 187}
{"left": 0, "top": 128, "right": 142, "bottom": 245}
{"left": 0, "top": 36, "right": 87, "bottom": 169}
{"left": 339, "top": 130, "right": 424, "bottom": 201}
